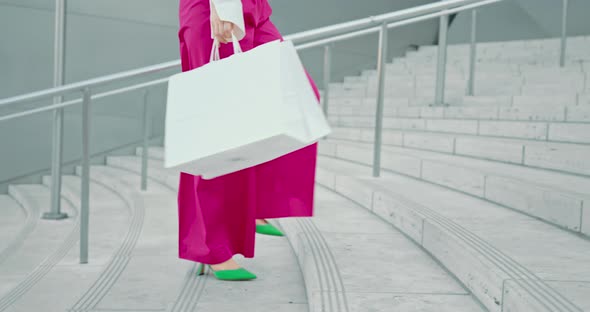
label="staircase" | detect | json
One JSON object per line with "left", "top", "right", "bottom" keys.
{"left": 0, "top": 35, "right": 589, "bottom": 312}
{"left": 319, "top": 35, "right": 590, "bottom": 311}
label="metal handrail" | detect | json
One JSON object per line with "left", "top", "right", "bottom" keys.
{"left": 286, "top": 0, "right": 491, "bottom": 43}
{"left": 0, "top": 60, "right": 180, "bottom": 107}
{"left": 0, "top": 0, "right": 497, "bottom": 109}
{"left": 295, "top": 0, "right": 501, "bottom": 51}
{"left": 0, "top": 78, "right": 170, "bottom": 122}
{"left": 0, "top": 0, "right": 570, "bottom": 266}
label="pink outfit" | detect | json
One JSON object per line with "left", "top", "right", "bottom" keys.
{"left": 177, "top": 0, "right": 320, "bottom": 264}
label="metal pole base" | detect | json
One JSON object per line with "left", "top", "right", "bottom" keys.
{"left": 42, "top": 211, "right": 68, "bottom": 220}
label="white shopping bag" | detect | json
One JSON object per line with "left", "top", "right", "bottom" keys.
{"left": 164, "top": 35, "right": 331, "bottom": 179}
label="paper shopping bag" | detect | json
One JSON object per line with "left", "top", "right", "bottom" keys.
{"left": 165, "top": 38, "right": 331, "bottom": 179}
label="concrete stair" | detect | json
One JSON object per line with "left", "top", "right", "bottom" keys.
{"left": 329, "top": 95, "right": 587, "bottom": 118}
{"left": 280, "top": 186, "right": 484, "bottom": 312}
{"left": 408, "top": 36, "right": 590, "bottom": 61}
{"left": 328, "top": 93, "right": 590, "bottom": 108}
{"left": 0, "top": 157, "right": 309, "bottom": 311}
{"left": 327, "top": 114, "right": 590, "bottom": 144}
{"left": 316, "top": 34, "right": 590, "bottom": 312}
{"left": 329, "top": 36, "right": 590, "bottom": 101}
{"left": 130, "top": 147, "right": 487, "bottom": 312}
{"left": 106, "top": 151, "right": 311, "bottom": 312}
{"left": 328, "top": 79, "right": 588, "bottom": 99}
{"left": 319, "top": 138, "right": 590, "bottom": 237}
{"left": 315, "top": 155, "right": 590, "bottom": 312}
{"left": 4, "top": 173, "right": 137, "bottom": 312}
{"left": 327, "top": 127, "right": 590, "bottom": 177}
{"left": 0, "top": 184, "right": 78, "bottom": 310}
{"left": 340, "top": 71, "right": 587, "bottom": 92}
{"left": 0, "top": 196, "right": 27, "bottom": 262}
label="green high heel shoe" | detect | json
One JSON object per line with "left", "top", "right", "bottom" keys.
{"left": 197, "top": 263, "right": 257, "bottom": 281}
{"left": 255, "top": 222, "right": 284, "bottom": 236}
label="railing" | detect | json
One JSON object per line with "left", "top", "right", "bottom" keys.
{"left": 0, "top": 0, "right": 570, "bottom": 264}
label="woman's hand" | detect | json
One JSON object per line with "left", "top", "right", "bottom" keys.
{"left": 210, "top": 1, "right": 235, "bottom": 44}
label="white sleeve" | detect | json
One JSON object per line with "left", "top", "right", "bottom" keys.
{"left": 210, "top": 0, "right": 246, "bottom": 40}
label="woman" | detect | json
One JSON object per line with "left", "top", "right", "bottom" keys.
{"left": 177, "top": 0, "right": 321, "bottom": 281}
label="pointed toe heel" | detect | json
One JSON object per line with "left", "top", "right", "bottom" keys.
{"left": 255, "top": 223, "right": 284, "bottom": 236}
{"left": 197, "top": 263, "right": 256, "bottom": 281}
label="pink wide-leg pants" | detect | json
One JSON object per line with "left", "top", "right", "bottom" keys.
{"left": 177, "top": 0, "right": 320, "bottom": 264}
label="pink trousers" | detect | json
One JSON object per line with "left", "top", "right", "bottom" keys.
{"left": 177, "top": 0, "right": 320, "bottom": 264}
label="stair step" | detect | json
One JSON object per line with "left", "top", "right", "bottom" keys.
{"left": 317, "top": 156, "right": 590, "bottom": 312}
{"left": 135, "top": 145, "right": 165, "bottom": 160}
{"left": 329, "top": 115, "right": 590, "bottom": 144}
{"left": 42, "top": 174, "right": 132, "bottom": 265}
{"left": 279, "top": 186, "right": 484, "bottom": 312}
{"left": 331, "top": 75, "right": 588, "bottom": 98}
{"left": 319, "top": 139, "right": 590, "bottom": 236}
{"left": 106, "top": 155, "right": 176, "bottom": 189}
{"left": 0, "top": 184, "right": 77, "bottom": 304}
{"left": 0, "top": 173, "right": 138, "bottom": 312}
{"left": 104, "top": 155, "right": 309, "bottom": 311}
{"left": 0, "top": 195, "right": 27, "bottom": 254}
{"left": 111, "top": 149, "right": 486, "bottom": 310}
{"left": 330, "top": 103, "right": 582, "bottom": 122}
{"left": 328, "top": 94, "right": 588, "bottom": 108}
{"left": 62, "top": 165, "right": 196, "bottom": 312}
{"left": 328, "top": 127, "right": 590, "bottom": 177}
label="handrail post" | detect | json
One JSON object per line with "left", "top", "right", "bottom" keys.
{"left": 467, "top": 9, "right": 477, "bottom": 96}
{"left": 80, "top": 87, "right": 91, "bottom": 264}
{"left": 373, "top": 23, "right": 388, "bottom": 178}
{"left": 322, "top": 44, "right": 332, "bottom": 117}
{"left": 141, "top": 90, "right": 150, "bottom": 191}
{"left": 560, "top": 0, "right": 568, "bottom": 67}
{"left": 44, "top": 0, "right": 68, "bottom": 220}
{"left": 435, "top": 13, "right": 449, "bottom": 106}
{"left": 46, "top": 109, "right": 68, "bottom": 220}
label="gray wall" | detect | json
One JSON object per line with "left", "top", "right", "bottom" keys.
{"left": 0, "top": 0, "right": 180, "bottom": 190}
{"left": 448, "top": 0, "right": 590, "bottom": 43}
{"left": 0, "top": 0, "right": 179, "bottom": 98}
{"left": 0, "top": 0, "right": 440, "bottom": 190}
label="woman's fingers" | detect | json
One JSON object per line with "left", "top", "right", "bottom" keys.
{"left": 209, "top": 1, "right": 225, "bottom": 43}
{"left": 211, "top": 19, "right": 234, "bottom": 43}
{"left": 210, "top": 18, "right": 225, "bottom": 43}
{"left": 211, "top": 20, "right": 219, "bottom": 41}
{"left": 214, "top": 22, "right": 233, "bottom": 43}
{"left": 214, "top": 21, "right": 230, "bottom": 43}
{"left": 222, "top": 22, "right": 234, "bottom": 41}
{"left": 209, "top": 1, "right": 235, "bottom": 44}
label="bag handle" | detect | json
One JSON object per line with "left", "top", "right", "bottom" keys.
{"left": 209, "top": 33, "right": 243, "bottom": 63}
